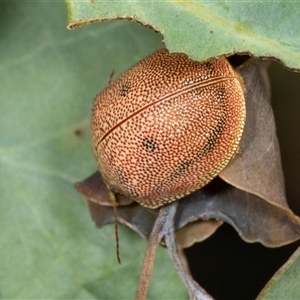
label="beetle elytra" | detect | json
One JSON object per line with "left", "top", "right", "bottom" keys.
{"left": 91, "top": 48, "right": 245, "bottom": 208}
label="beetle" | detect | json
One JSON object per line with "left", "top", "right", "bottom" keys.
{"left": 91, "top": 48, "right": 245, "bottom": 209}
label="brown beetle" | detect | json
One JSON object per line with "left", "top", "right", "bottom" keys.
{"left": 91, "top": 48, "right": 245, "bottom": 209}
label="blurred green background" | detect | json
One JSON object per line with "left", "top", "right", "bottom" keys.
{"left": 1, "top": 1, "right": 299, "bottom": 299}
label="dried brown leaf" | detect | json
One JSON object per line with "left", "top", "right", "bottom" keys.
{"left": 175, "top": 178, "right": 300, "bottom": 247}
{"left": 220, "top": 60, "right": 287, "bottom": 207}
{"left": 87, "top": 199, "right": 157, "bottom": 239}
{"left": 75, "top": 171, "right": 134, "bottom": 206}
{"left": 175, "top": 220, "right": 223, "bottom": 249}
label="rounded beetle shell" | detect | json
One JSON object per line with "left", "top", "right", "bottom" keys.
{"left": 91, "top": 48, "right": 245, "bottom": 208}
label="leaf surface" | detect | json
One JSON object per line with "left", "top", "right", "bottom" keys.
{"left": 66, "top": 0, "right": 300, "bottom": 70}
{"left": 257, "top": 247, "right": 300, "bottom": 300}
{"left": 0, "top": 1, "right": 186, "bottom": 298}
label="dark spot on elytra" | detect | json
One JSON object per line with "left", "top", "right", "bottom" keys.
{"left": 216, "top": 86, "right": 226, "bottom": 99}
{"left": 120, "top": 82, "right": 130, "bottom": 96}
{"left": 170, "top": 159, "right": 194, "bottom": 180}
{"left": 203, "top": 61, "right": 215, "bottom": 72}
{"left": 142, "top": 138, "right": 156, "bottom": 152}
{"left": 200, "top": 113, "right": 227, "bottom": 156}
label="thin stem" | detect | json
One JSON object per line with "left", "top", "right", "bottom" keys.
{"left": 165, "top": 220, "right": 214, "bottom": 300}
{"left": 112, "top": 201, "right": 121, "bottom": 264}
{"left": 135, "top": 202, "right": 178, "bottom": 300}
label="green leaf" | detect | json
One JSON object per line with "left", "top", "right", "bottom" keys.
{"left": 0, "top": 1, "right": 186, "bottom": 298}
{"left": 257, "top": 247, "right": 300, "bottom": 299}
{"left": 66, "top": 0, "right": 300, "bottom": 70}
